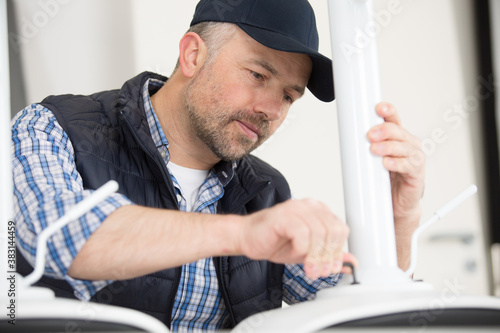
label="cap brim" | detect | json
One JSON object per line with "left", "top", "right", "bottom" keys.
{"left": 237, "top": 23, "right": 335, "bottom": 102}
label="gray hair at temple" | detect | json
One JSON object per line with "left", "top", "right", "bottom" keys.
{"left": 172, "top": 22, "right": 238, "bottom": 75}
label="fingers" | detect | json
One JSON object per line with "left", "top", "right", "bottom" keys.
{"left": 368, "top": 104, "right": 424, "bottom": 177}
{"left": 368, "top": 122, "right": 415, "bottom": 144}
{"left": 299, "top": 199, "right": 350, "bottom": 280}
{"left": 376, "top": 102, "right": 401, "bottom": 125}
{"left": 369, "top": 102, "right": 425, "bottom": 219}
{"left": 243, "top": 199, "right": 354, "bottom": 280}
{"left": 370, "top": 136, "right": 424, "bottom": 174}
{"left": 340, "top": 252, "right": 359, "bottom": 275}
{"left": 370, "top": 139, "right": 413, "bottom": 157}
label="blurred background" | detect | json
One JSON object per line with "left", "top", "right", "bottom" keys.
{"left": 5, "top": 0, "right": 500, "bottom": 297}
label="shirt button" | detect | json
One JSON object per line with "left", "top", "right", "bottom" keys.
{"left": 176, "top": 194, "right": 182, "bottom": 202}
{"left": 161, "top": 150, "right": 167, "bottom": 158}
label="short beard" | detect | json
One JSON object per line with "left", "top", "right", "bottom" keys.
{"left": 183, "top": 64, "right": 270, "bottom": 161}
{"left": 187, "top": 106, "right": 270, "bottom": 161}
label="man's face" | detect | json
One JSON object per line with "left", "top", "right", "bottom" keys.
{"left": 183, "top": 28, "right": 312, "bottom": 161}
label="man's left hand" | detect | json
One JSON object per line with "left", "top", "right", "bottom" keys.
{"left": 367, "top": 102, "right": 425, "bottom": 223}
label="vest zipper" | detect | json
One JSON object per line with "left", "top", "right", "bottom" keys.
{"left": 217, "top": 180, "right": 271, "bottom": 327}
{"left": 218, "top": 258, "right": 237, "bottom": 327}
{"left": 120, "top": 111, "right": 179, "bottom": 210}
{"left": 120, "top": 110, "right": 182, "bottom": 327}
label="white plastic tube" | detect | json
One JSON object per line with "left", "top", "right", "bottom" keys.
{"left": 328, "top": 0, "right": 398, "bottom": 281}
{"left": 405, "top": 185, "right": 478, "bottom": 276}
{"left": 1, "top": 0, "right": 13, "bottom": 309}
{"left": 22, "top": 180, "right": 119, "bottom": 287}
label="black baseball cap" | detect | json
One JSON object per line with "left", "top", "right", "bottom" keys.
{"left": 190, "top": 0, "right": 334, "bottom": 102}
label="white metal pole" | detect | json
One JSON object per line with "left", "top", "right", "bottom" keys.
{"left": 328, "top": 0, "right": 400, "bottom": 283}
{"left": 0, "top": 0, "right": 13, "bottom": 310}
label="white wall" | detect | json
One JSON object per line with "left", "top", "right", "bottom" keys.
{"left": 7, "top": 0, "right": 493, "bottom": 295}
{"left": 8, "top": 0, "right": 136, "bottom": 101}
{"left": 373, "top": 0, "right": 491, "bottom": 295}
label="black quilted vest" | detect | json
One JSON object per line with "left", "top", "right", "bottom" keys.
{"left": 16, "top": 72, "right": 291, "bottom": 328}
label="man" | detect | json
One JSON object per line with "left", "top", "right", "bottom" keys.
{"left": 12, "top": 0, "right": 424, "bottom": 331}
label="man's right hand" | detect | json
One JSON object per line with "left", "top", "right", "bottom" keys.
{"left": 237, "top": 199, "right": 354, "bottom": 279}
{"left": 69, "top": 200, "right": 356, "bottom": 282}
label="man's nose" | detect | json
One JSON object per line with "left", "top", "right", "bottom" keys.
{"left": 254, "top": 89, "right": 285, "bottom": 121}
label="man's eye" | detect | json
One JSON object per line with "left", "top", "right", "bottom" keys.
{"left": 284, "top": 94, "right": 294, "bottom": 104}
{"left": 251, "top": 71, "right": 264, "bottom": 81}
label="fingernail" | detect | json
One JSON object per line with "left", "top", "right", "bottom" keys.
{"left": 306, "top": 263, "right": 319, "bottom": 279}
{"left": 369, "top": 129, "right": 381, "bottom": 140}
{"left": 377, "top": 102, "right": 388, "bottom": 113}
{"left": 322, "top": 264, "right": 331, "bottom": 276}
{"left": 371, "top": 142, "right": 384, "bottom": 154}
{"left": 310, "top": 266, "right": 319, "bottom": 279}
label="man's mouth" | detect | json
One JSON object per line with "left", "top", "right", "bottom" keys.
{"left": 236, "top": 120, "right": 263, "bottom": 139}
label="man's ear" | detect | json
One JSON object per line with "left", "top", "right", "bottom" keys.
{"left": 178, "top": 32, "right": 207, "bottom": 78}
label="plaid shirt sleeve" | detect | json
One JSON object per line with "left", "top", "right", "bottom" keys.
{"left": 282, "top": 264, "right": 342, "bottom": 304}
{"left": 11, "top": 104, "right": 133, "bottom": 300}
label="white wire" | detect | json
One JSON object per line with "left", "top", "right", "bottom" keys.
{"left": 405, "top": 185, "right": 478, "bottom": 276}
{"left": 22, "top": 180, "right": 119, "bottom": 287}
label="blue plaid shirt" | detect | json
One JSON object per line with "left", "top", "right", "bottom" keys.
{"left": 12, "top": 78, "right": 340, "bottom": 331}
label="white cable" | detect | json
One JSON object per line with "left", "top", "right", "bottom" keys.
{"left": 22, "top": 180, "right": 119, "bottom": 287}
{"left": 405, "top": 185, "right": 478, "bottom": 276}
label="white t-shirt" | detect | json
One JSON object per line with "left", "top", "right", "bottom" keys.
{"left": 168, "top": 161, "right": 209, "bottom": 212}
